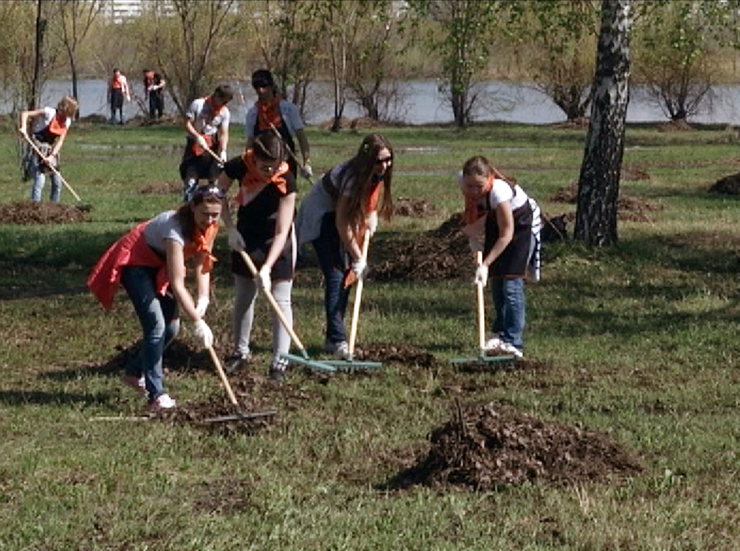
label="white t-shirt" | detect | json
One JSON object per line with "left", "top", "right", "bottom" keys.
{"left": 186, "top": 97, "right": 230, "bottom": 136}
{"left": 244, "top": 100, "right": 304, "bottom": 140}
{"left": 487, "top": 179, "right": 529, "bottom": 210}
{"left": 143, "top": 211, "right": 187, "bottom": 254}
{"left": 31, "top": 107, "right": 72, "bottom": 135}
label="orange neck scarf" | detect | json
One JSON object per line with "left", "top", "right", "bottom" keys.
{"left": 47, "top": 113, "right": 68, "bottom": 137}
{"left": 256, "top": 94, "right": 282, "bottom": 132}
{"left": 183, "top": 222, "right": 218, "bottom": 273}
{"left": 463, "top": 175, "right": 494, "bottom": 225}
{"left": 236, "top": 149, "right": 289, "bottom": 205}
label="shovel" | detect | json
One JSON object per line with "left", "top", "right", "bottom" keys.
{"left": 449, "top": 251, "right": 516, "bottom": 366}
{"left": 20, "top": 131, "right": 86, "bottom": 205}
{"left": 203, "top": 346, "right": 277, "bottom": 424}
{"left": 323, "top": 231, "right": 383, "bottom": 371}
{"left": 236, "top": 249, "right": 336, "bottom": 373}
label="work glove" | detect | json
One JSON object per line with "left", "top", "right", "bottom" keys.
{"left": 300, "top": 161, "right": 313, "bottom": 180}
{"left": 256, "top": 264, "right": 271, "bottom": 291}
{"left": 193, "top": 319, "right": 214, "bottom": 349}
{"left": 195, "top": 134, "right": 208, "bottom": 150}
{"left": 351, "top": 258, "right": 368, "bottom": 281}
{"left": 366, "top": 211, "right": 378, "bottom": 237}
{"left": 195, "top": 295, "right": 209, "bottom": 318}
{"left": 474, "top": 264, "right": 489, "bottom": 287}
{"left": 219, "top": 150, "right": 228, "bottom": 164}
{"left": 228, "top": 226, "right": 245, "bottom": 252}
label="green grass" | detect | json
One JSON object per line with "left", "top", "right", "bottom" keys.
{"left": 2, "top": 119, "right": 740, "bottom": 550}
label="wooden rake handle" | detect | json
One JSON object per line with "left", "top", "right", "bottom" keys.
{"left": 208, "top": 346, "right": 238, "bottom": 406}
{"left": 20, "top": 132, "right": 83, "bottom": 202}
{"left": 236, "top": 249, "right": 307, "bottom": 354}
{"left": 348, "top": 231, "right": 372, "bottom": 356}
{"left": 476, "top": 251, "right": 486, "bottom": 353}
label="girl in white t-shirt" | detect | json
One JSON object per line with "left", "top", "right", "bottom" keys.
{"left": 460, "top": 155, "right": 536, "bottom": 358}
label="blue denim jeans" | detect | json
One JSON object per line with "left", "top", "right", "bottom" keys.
{"left": 121, "top": 266, "right": 180, "bottom": 401}
{"left": 312, "top": 214, "right": 349, "bottom": 344}
{"left": 491, "top": 277, "right": 526, "bottom": 351}
{"left": 29, "top": 154, "right": 61, "bottom": 203}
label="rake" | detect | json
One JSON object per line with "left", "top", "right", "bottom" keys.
{"left": 21, "top": 132, "right": 87, "bottom": 206}
{"left": 236, "top": 249, "right": 336, "bottom": 374}
{"left": 449, "top": 251, "right": 516, "bottom": 366}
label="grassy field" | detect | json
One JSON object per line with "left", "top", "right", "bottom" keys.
{"left": 1, "top": 118, "right": 740, "bottom": 550}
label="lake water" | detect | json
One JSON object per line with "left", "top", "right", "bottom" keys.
{"left": 12, "top": 78, "right": 740, "bottom": 126}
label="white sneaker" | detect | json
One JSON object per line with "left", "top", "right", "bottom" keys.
{"left": 484, "top": 336, "right": 502, "bottom": 351}
{"left": 325, "top": 340, "right": 350, "bottom": 360}
{"left": 269, "top": 356, "right": 289, "bottom": 382}
{"left": 149, "top": 393, "right": 176, "bottom": 410}
{"left": 498, "top": 342, "right": 524, "bottom": 359}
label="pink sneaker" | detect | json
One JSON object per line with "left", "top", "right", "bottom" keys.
{"left": 148, "top": 393, "right": 176, "bottom": 410}
{"left": 121, "top": 374, "right": 146, "bottom": 397}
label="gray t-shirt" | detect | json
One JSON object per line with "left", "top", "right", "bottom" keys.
{"left": 143, "top": 211, "right": 187, "bottom": 254}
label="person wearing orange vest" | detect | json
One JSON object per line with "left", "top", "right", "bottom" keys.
{"left": 143, "top": 69, "right": 166, "bottom": 119}
{"left": 245, "top": 69, "right": 312, "bottom": 181}
{"left": 180, "top": 84, "right": 233, "bottom": 202}
{"left": 295, "top": 134, "right": 394, "bottom": 359}
{"left": 216, "top": 132, "right": 297, "bottom": 381}
{"left": 108, "top": 68, "right": 131, "bottom": 125}
{"left": 86, "top": 184, "right": 223, "bottom": 410}
{"left": 18, "top": 95, "right": 78, "bottom": 203}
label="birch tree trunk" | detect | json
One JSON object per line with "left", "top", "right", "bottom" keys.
{"left": 574, "top": 0, "right": 633, "bottom": 246}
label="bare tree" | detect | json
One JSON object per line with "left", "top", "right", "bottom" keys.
{"left": 407, "top": 0, "right": 500, "bottom": 128}
{"left": 574, "top": 0, "right": 633, "bottom": 247}
{"left": 58, "top": 0, "right": 105, "bottom": 119}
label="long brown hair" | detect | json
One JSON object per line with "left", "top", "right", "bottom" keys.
{"left": 175, "top": 185, "right": 223, "bottom": 240}
{"left": 344, "top": 133, "right": 394, "bottom": 232}
{"left": 462, "top": 155, "right": 517, "bottom": 191}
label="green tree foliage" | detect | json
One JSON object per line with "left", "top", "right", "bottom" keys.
{"left": 406, "top": 0, "right": 500, "bottom": 128}
{"left": 633, "top": 0, "right": 731, "bottom": 122}
{"left": 507, "top": 0, "right": 600, "bottom": 121}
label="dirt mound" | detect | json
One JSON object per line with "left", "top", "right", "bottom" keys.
{"left": 140, "top": 180, "right": 181, "bottom": 195}
{"left": 374, "top": 214, "right": 470, "bottom": 281}
{"left": 709, "top": 172, "right": 740, "bottom": 195}
{"left": 0, "top": 201, "right": 91, "bottom": 224}
{"left": 550, "top": 183, "right": 663, "bottom": 222}
{"left": 392, "top": 401, "right": 642, "bottom": 489}
{"left": 394, "top": 196, "right": 438, "bottom": 218}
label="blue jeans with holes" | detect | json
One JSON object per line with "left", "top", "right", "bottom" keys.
{"left": 121, "top": 266, "right": 180, "bottom": 401}
{"left": 311, "top": 213, "right": 349, "bottom": 344}
{"left": 490, "top": 277, "right": 526, "bottom": 351}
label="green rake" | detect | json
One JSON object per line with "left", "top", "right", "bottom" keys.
{"left": 450, "top": 252, "right": 516, "bottom": 366}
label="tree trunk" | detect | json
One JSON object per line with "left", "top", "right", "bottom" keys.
{"left": 574, "top": 0, "right": 633, "bottom": 247}
{"left": 30, "top": 0, "right": 45, "bottom": 111}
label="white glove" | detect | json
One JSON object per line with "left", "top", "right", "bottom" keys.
{"left": 474, "top": 264, "right": 489, "bottom": 287}
{"left": 228, "top": 226, "right": 245, "bottom": 252}
{"left": 195, "top": 134, "right": 208, "bottom": 149}
{"left": 256, "top": 264, "right": 271, "bottom": 290}
{"left": 301, "top": 161, "right": 313, "bottom": 180}
{"left": 219, "top": 150, "right": 227, "bottom": 164}
{"left": 193, "top": 319, "right": 214, "bottom": 349}
{"left": 352, "top": 258, "right": 367, "bottom": 280}
{"left": 195, "top": 295, "right": 209, "bottom": 318}
{"left": 366, "top": 211, "right": 378, "bottom": 237}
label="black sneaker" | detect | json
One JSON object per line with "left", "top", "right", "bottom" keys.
{"left": 225, "top": 352, "right": 251, "bottom": 374}
{"left": 269, "top": 357, "right": 289, "bottom": 382}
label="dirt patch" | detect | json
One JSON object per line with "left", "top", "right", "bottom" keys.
{"left": 394, "top": 196, "right": 438, "bottom": 218}
{"left": 388, "top": 400, "right": 642, "bottom": 490}
{"left": 709, "top": 172, "right": 740, "bottom": 195}
{"left": 140, "top": 180, "right": 181, "bottom": 195}
{"left": 0, "top": 201, "right": 91, "bottom": 224}
{"left": 658, "top": 119, "right": 693, "bottom": 132}
{"left": 355, "top": 342, "right": 439, "bottom": 367}
{"left": 550, "top": 183, "right": 664, "bottom": 222}
{"left": 622, "top": 164, "right": 651, "bottom": 181}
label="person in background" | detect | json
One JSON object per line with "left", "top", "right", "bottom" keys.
{"left": 180, "top": 84, "right": 233, "bottom": 202}
{"left": 18, "top": 95, "right": 79, "bottom": 203}
{"left": 108, "top": 68, "right": 130, "bottom": 125}
{"left": 245, "top": 69, "right": 312, "bottom": 181}
{"left": 295, "top": 134, "right": 393, "bottom": 359}
{"left": 143, "top": 69, "right": 166, "bottom": 119}
{"left": 217, "top": 132, "right": 297, "bottom": 382}
{"left": 459, "top": 155, "right": 539, "bottom": 359}
{"left": 86, "top": 184, "right": 223, "bottom": 410}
